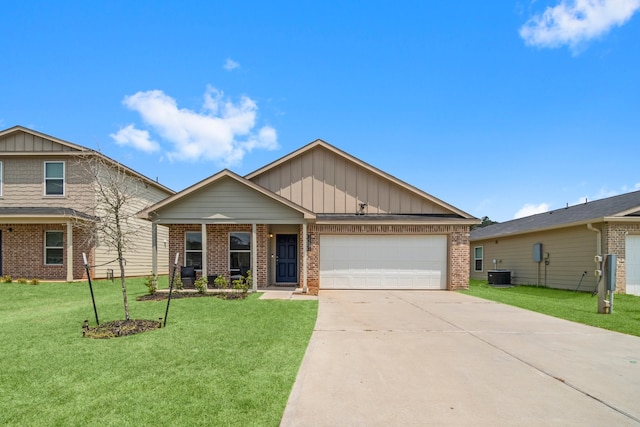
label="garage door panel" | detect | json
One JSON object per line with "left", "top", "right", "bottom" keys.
{"left": 627, "top": 235, "right": 640, "bottom": 296}
{"left": 320, "top": 235, "right": 447, "bottom": 290}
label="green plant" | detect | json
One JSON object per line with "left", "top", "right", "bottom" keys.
{"left": 194, "top": 276, "right": 208, "bottom": 294}
{"left": 172, "top": 273, "right": 183, "bottom": 290}
{"left": 143, "top": 274, "right": 157, "bottom": 295}
{"left": 29, "top": 278, "right": 40, "bottom": 286}
{"left": 18, "top": 278, "right": 28, "bottom": 284}
{"left": 2, "top": 275, "right": 12, "bottom": 283}
{"left": 213, "top": 274, "right": 228, "bottom": 289}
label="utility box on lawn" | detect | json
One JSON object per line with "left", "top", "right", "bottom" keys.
{"left": 488, "top": 270, "right": 511, "bottom": 285}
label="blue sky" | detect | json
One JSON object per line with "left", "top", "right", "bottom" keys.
{"left": 1, "top": 1, "right": 639, "bottom": 222}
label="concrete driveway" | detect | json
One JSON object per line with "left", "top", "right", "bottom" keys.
{"left": 280, "top": 290, "right": 640, "bottom": 426}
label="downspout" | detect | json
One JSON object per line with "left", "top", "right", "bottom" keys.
{"left": 587, "top": 223, "right": 601, "bottom": 256}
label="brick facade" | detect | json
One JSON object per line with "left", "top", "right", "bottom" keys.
{"left": 603, "top": 222, "right": 640, "bottom": 294}
{"left": 1, "top": 223, "right": 93, "bottom": 280}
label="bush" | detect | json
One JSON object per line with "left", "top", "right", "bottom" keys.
{"left": 232, "top": 271, "right": 251, "bottom": 294}
{"left": 143, "top": 274, "right": 157, "bottom": 295}
{"left": 29, "top": 278, "right": 40, "bottom": 286}
{"left": 213, "top": 275, "right": 229, "bottom": 289}
{"left": 17, "top": 278, "right": 28, "bottom": 284}
{"left": 194, "top": 277, "right": 208, "bottom": 294}
{"left": 2, "top": 275, "right": 12, "bottom": 283}
{"left": 172, "top": 273, "right": 184, "bottom": 290}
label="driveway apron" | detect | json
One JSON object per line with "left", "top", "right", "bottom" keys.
{"left": 280, "top": 290, "right": 640, "bottom": 426}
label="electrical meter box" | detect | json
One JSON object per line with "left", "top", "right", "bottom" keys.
{"left": 533, "top": 243, "right": 543, "bottom": 262}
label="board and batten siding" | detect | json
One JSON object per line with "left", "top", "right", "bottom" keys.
{"left": 153, "top": 177, "right": 306, "bottom": 223}
{"left": 0, "top": 131, "right": 78, "bottom": 153}
{"left": 471, "top": 225, "right": 599, "bottom": 291}
{"left": 250, "top": 146, "right": 451, "bottom": 215}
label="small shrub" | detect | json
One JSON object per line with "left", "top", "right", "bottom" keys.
{"left": 2, "top": 275, "right": 12, "bottom": 283}
{"left": 172, "top": 273, "right": 184, "bottom": 290}
{"left": 232, "top": 278, "right": 249, "bottom": 294}
{"left": 213, "top": 275, "right": 228, "bottom": 289}
{"left": 29, "top": 278, "right": 40, "bottom": 286}
{"left": 143, "top": 274, "right": 157, "bottom": 295}
{"left": 194, "top": 277, "right": 208, "bottom": 294}
{"left": 18, "top": 278, "right": 28, "bottom": 284}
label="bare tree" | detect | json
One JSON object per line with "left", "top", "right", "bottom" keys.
{"left": 74, "top": 153, "right": 152, "bottom": 320}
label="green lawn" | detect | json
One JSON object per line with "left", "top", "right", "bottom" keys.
{"left": 0, "top": 277, "right": 318, "bottom": 426}
{"left": 460, "top": 280, "right": 640, "bottom": 337}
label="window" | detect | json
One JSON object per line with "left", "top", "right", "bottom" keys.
{"left": 44, "top": 161, "right": 65, "bottom": 196}
{"left": 45, "top": 231, "right": 64, "bottom": 265}
{"left": 230, "top": 232, "right": 251, "bottom": 274}
{"left": 474, "top": 246, "right": 483, "bottom": 272}
{"left": 185, "top": 231, "right": 202, "bottom": 269}
{"left": 0, "top": 161, "right": 3, "bottom": 196}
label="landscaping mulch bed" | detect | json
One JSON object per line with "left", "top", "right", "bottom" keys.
{"left": 83, "top": 319, "right": 161, "bottom": 339}
{"left": 136, "top": 291, "right": 248, "bottom": 301}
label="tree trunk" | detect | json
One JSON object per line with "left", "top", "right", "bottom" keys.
{"left": 119, "top": 256, "right": 130, "bottom": 321}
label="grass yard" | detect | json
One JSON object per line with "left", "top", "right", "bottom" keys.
{"left": 0, "top": 277, "right": 318, "bottom": 426}
{"left": 461, "top": 280, "right": 640, "bottom": 337}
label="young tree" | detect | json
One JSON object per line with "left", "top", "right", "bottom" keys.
{"left": 75, "top": 154, "right": 151, "bottom": 320}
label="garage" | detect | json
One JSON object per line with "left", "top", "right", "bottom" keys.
{"left": 319, "top": 234, "right": 447, "bottom": 289}
{"left": 626, "top": 235, "right": 640, "bottom": 296}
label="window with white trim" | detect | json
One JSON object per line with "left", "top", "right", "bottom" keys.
{"left": 45, "top": 231, "right": 64, "bottom": 265}
{"left": 44, "top": 161, "right": 65, "bottom": 196}
{"left": 474, "top": 246, "right": 483, "bottom": 272}
{"left": 185, "top": 231, "right": 202, "bottom": 269}
{"left": 0, "top": 161, "right": 3, "bottom": 196}
{"left": 230, "top": 232, "right": 251, "bottom": 275}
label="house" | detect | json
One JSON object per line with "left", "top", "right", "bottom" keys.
{"left": 138, "top": 140, "right": 478, "bottom": 293}
{"left": 469, "top": 191, "right": 640, "bottom": 295}
{"left": 0, "top": 126, "right": 174, "bottom": 281}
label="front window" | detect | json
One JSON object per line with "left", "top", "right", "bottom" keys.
{"left": 230, "top": 232, "right": 250, "bottom": 274}
{"left": 44, "top": 161, "right": 65, "bottom": 196}
{"left": 185, "top": 231, "right": 202, "bottom": 269}
{"left": 45, "top": 231, "right": 64, "bottom": 265}
{"left": 474, "top": 246, "right": 483, "bottom": 272}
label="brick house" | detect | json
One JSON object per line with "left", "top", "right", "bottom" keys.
{"left": 0, "top": 126, "right": 174, "bottom": 281}
{"left": 139, "top": 140, "right": 478, "bottom": 293}
{"left": 470, "top": 191, "right": 640, "bottom": 295}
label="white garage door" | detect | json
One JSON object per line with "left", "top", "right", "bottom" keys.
{"left": 320, "top": 235, "right": 447, "bottom": 289}
{"left": 626, "top": 235, "right": 640, "bottom": 296}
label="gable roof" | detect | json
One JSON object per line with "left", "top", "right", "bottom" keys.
{"left": 471, "top": 191, "right": 640, "bottom": 240}
{"left": 0, "top": 126, "right": 174, "bottom": 195}
{"left": 138, "top": 169, "right": 316, "bottom": 221}
{"left": 245, "top": 139, "right": 476, "bottom": 219}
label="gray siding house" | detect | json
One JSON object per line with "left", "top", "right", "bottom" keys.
{"left": 470, "top": 191, "right": 640, "bottom": 295}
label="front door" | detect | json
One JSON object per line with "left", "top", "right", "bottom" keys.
{"left": 276, "top": 234, "right": 297, "bottom": 283}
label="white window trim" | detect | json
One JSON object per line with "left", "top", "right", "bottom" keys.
{"left": 0, "top": 161, "right": 3, "bottom": 197}
{"left": 229, "top": 231, "right": 251, "bottom": 273}
{"left": 44, "top": 161, "right": 65, "bottom": 197}
{"left": 185, "top": 231, "right": 203, "bottom": 270}
{"left": 474, "top": 246, "right": 484, "bottom": 272}
{"left": 45, "top": 230, "right": 64, "bottom": 266}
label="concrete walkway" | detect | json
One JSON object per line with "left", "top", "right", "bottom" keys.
{"left": 280, "top": 290, "right": 640, "bottom": 426}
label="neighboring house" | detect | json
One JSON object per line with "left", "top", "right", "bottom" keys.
{"left": 469, "top": 191, "right": 640, "bottom": 296}
{"left": 138, "top": 139, "right": 478, "bottom": 293}
{"left": 0, "top": 126, "right": 174, "bottom": 281}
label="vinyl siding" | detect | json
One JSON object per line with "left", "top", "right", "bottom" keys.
{"left": 0, "top": 131, "right": 77, "bottom": 153}
{"left": 153, "top": 176, "right": 305, "bottom": 223}
{"left": 470, "top": 225, "right": 599, "bottom": 291}
{"left": 250, "top": 145, "right": 451, "bottom": 215}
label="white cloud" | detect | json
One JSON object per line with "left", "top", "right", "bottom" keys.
{"left": 514, "top": 202, "right": 550, "bottom": 219}
{"left": 110, "top": 124, "right": 159, "bottom": 153}
{"left": 520, "top": 0, "right": 640, "bottom": 51}
{"left": 118, "top": 86, "right": 278, "bottom": 164}
{"left": 224, "top": 58, "right": 240, "bottom": 71}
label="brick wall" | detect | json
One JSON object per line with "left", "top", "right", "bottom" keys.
{"left": 1, "top": 223, "right": 93, "bottom": 280}
{"left": 603, "top": 222, "right": 640, "bottom": 294}
{"left": 168, "top": 224, "right": 268, "bottom": 287}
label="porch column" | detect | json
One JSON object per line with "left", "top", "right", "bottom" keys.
{"left": 252, "top": 223, "right": 258, "bottom": 292}
{"left": 302, "top": 222, "right": 308, "bottom": 293}
{"left": 151, "top": 223, "right": 158, "bottom": 283}
{"left": 66, "top": 222, "right": 73, "bottom": 281}
{"left": 201, "top": 223, "right": 208, "bottom": 279}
